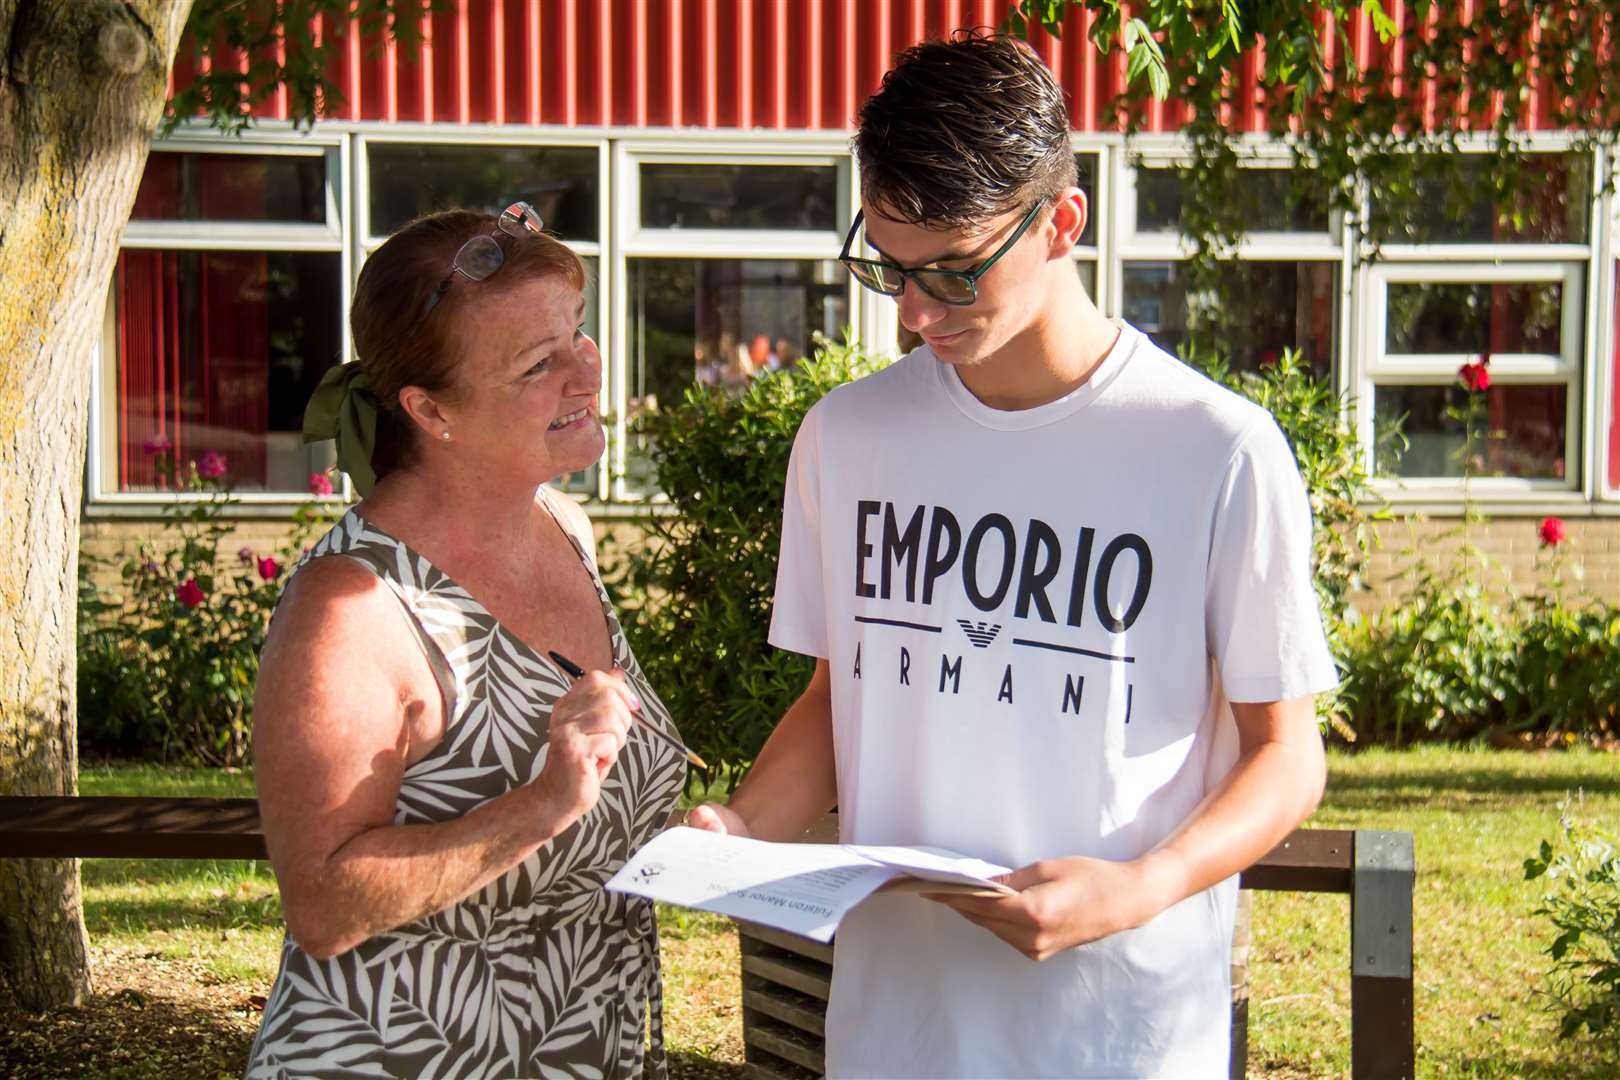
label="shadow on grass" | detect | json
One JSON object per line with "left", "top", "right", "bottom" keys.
{"left": 81, "top": 857, "right": 276, "bottom": 890}
{"left": 1327, "top": 763, "right": 1620, "bottom": 807}
{"left": 0, "top": 985, "right": 255, "bottom": 1079}
{"left": 85, "top": 893, "right": 282, "bottom": 937}
{"left": 668, "top": 1049, "right": 749, "bottom": 1079}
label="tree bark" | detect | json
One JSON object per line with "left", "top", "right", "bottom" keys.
{"left": 0, "top": 0, "right": 191, "bottom": 1011}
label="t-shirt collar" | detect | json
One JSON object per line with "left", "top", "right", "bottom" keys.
{"left": 931, "top": 321, "right": 1140, "bottom": 431}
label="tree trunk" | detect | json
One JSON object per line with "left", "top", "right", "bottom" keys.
{"left": 0, "top": 0, "right": 191, "bottom": 1011}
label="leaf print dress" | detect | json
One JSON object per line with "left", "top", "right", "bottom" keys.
{"left": 245, "top": 497, "right": 687, "bottom": 1079}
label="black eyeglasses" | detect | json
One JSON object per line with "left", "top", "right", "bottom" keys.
{"left": 838, "top": 198, "right": 1049, "bottom": 306}
{"left": 422, "top": 201, "right": 547, "bottom": 317}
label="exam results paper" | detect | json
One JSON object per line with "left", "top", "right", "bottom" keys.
{"left": 605, "top": 826, "right": 1014, "bottom": 942}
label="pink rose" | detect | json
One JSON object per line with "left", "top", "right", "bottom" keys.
{"left": 142, "top": 434, "right": 172, "bottom": 456}
{"left": 1538, "top": 517, "right": 1567, "bottom": 547}
{"left": 237, "top": 546, "right": 254, "bottom": 566}
{"left": 257, "top": 556, "right": 281, "bottom": 581}
{"left": 175, "top": 579, "right": 206, "bottom": 608}
{"left": 308, "top": 472, "right": 334, "bottom": 497}
{"left": 195, "top": 451, "right": 227, "bottom": 479}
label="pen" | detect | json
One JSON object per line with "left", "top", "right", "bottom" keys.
{"left": 547, "top": 650, "right": 708, "bottom": 770}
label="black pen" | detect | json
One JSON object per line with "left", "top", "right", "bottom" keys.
{"left": 547, "top": 650, "right": 708, "bottom": 769}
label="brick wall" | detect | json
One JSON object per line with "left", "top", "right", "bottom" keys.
{"left": 79, "top": 511, "right": 1620, "bottom": 613}
{"left": 1358, "top": 516, "right": 1620, "bottom": 614}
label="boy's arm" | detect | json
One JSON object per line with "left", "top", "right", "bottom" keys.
{"left": 929, "top": 694, "right": 1325, "bottom": 961}
{"left": 685, "top": 659, "right": 838, "bottom": 842}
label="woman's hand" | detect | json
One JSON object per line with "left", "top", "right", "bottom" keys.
{"left": 682, "top": 802, "right": 752, "bottom": 838}
{"left": 535, "top": 668, "right": 638, "bottom": 824}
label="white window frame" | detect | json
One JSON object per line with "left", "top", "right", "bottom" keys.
{"left": 611, "top": 137, "right": 857, "bottom": 503}
{"left": 353, "top": 127, "right": 612, "bottom": 498}
{"left": 1109, "top": 140, "right": 1346, "bottom": 382}
{"left": 1069, "top": 140, "right": 1110, "bottom": 309}
{"left": 88, "top": 133, "right": 352, "bottom": 514}
{"left": 1360, "top": 260, "right": 1585, "bottom": 499}
{"left": 1600, "top": 146, "right": 1620, "bottom": 504}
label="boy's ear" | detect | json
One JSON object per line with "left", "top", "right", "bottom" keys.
{"left": 1047, "top": 188, "right": 1088, "bottom": 259}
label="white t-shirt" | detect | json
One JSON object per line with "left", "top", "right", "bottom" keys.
{"left": 768, "top": 323, "right": 1339, "bottom": 1079}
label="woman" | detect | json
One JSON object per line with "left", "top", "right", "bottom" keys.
{"left": 245, "top": 204, "right": 687, "bottom": 1078}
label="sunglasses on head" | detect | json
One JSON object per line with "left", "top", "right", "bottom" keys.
{"left": 422, "top": 201, "right": 547, "bottom": 318}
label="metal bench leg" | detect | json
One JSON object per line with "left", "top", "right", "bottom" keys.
{"left": 1350, "top": 830, "right": 1415, "bottom": 1080}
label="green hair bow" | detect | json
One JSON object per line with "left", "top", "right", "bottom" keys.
{"left": 303, "top": 362, "right": 381, "bottom": 498}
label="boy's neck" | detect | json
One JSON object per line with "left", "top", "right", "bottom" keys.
{"left": 952, "top": 273, "right": 1120, "bottom": 412}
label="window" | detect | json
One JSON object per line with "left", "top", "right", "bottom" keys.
{"left": 97, "top": 144, "right": 345, "bottom": 502}
{"left": 615, "top": 148, "right": 853, "bottom": 499}
{"left": 1117, "top": 161, "right": 1341, "bottom": 378}
{"left": 365, "top": 142, "right": 599, "bottom": 241}
{"left": 1363, "top": 264, "right": 1582, "bottom": 487}
{"left": 1369, "top": 153, "right": 1591, "bottom": 246}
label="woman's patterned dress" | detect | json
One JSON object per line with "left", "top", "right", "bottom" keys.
{"left": 245, "top": 498, "right": 687, "bottom": 1079}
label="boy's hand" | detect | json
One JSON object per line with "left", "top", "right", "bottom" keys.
{"left": 683, "top": 802, "right": 752, "bottom": 838}
{"left": 926, "top": 856, "right": 1169, "bottom": 961}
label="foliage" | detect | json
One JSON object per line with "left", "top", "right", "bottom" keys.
{"left": 1334, "top": 358, "right": 1620, "bottom": 744}
{"left": 1524, "top": 800, "right": 1620, "bottom": 1052}
{"left": 77, "top": 452, "right": 335, "bottom": 766}
{"left": 1006, "top": 1, "right": 1620, "bottom": 347}
{"left": 600, "top": 333, "right": 890, "bottom": 785}
{"left": 1179, "top": 345, "right": 1382, "bottom": 731}
{"left": 164, "top": 0, "right": 447, "bottom": 134}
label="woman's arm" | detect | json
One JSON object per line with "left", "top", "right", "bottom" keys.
{"left": 253, "top": 557, "right": 637, "bottom": 960}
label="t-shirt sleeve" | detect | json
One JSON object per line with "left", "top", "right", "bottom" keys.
{"left": 768, "top": 403, "right": 830, "bottom": 659}
{"left": 1204, "top": 418, "right": 1340, "bottom": 703}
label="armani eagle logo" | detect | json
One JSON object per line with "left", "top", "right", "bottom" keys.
{"left": 955, "top": 620, "right": 1003, "bottom": 648}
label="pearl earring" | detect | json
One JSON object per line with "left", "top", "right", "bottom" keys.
{"left": 441, "top": 431, "right": 451, "bottom": 441}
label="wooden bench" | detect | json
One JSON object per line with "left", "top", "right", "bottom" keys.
{"left": 0, "top": 797, "right": 1414, "bottom": 1078}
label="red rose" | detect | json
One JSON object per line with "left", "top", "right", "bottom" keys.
{"left": 1459, "top": 359, "right": 1491, "bottom": 393}
{"left": 257, "top": 557, "right": 281, "bottom": 581}
{"left": 175, "top": 579, "right": 206, "bottom": 607}
{"left": 1538, "top": 517, "right": 1567, "bottom": 547}
{"left": 308, "top": 472, "right": 334, "bottom": 497}
{"left": 196, "top": 451, "right": 227, "bottom": 479}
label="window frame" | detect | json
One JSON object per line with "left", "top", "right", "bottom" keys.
{"left": 1359, "top": 260, "right": 1585, "bottom": 497}
{"left": 611, "top": 137, "right": 858, "bottom": 503}
{"left": 89, "top": 132, "right": 353, "bottom": 512}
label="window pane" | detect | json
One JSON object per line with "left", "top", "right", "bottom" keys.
{"left": 553, "top": 255, "right": 601, "bottom": 497}
{"left": 1369, "top": 154, "right": 1590, "bottom": 244}
{"left": 1385, "top": 281, "right": 1564, "bottom": 355}
{"left": 626, "top": 258, "right": 848, "bottom": 491}
{"left": 1374, "top": 384, "right": 1568, "bottom": 480}
{"left": 1074, "top": 153, "right": 1098, "bottom": 246}
{"left": 367, "top": 144, "right": 598, "bottom": 241}
{"left": 1122, "top": 261, "right": 1337, "bottom": 378}
{"left": 131, "top": 152, "right": 325, "bottom": 223}
{"left": 113, "top": 250, "right": 342, "bottom": 494}
{"left": 1136, "top": 168, "right": 1329, "bottom": 234}
{"left": 641, "top": 164, "right": 837, "bottom": 230}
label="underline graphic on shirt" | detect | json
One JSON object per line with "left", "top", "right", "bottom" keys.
{"left": 853, "top": 615, "right": 943, "bottom": 633}
{"left": 1012, "top": 637, "right": 1136, "bottom": 665}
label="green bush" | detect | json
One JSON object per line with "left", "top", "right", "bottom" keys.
{"left": 1179, "top": 346, "right": 1380, "bottom": 730}
{"left": 1524, "top": 801, "right": 1620, "bottom": 1052}
{"left": 602, "top": 332, "right": 889, "bottom": 784}
{"left": 78, "top": 450, "right": 334, "bottom": 766}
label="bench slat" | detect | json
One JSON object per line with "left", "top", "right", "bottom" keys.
{"left": 0, "top": 797, "right": 266, "bottom": 860}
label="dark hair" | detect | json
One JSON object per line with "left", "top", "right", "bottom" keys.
{"left": 349, "top": 210, "right": 585, "bottom": 478}
{"left": 854, "top": 29, "right": 1077, "bottom": 228}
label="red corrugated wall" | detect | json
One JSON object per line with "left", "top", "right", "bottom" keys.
{"left": 169, "top": 0, "right": 1571, "bottom": 133}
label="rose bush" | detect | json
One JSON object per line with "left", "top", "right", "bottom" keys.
{"left": 77, "top": 452, "right": 337, "bottom": 765}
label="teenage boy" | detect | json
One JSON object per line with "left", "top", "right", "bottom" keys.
{"left": 688, "top": 30, "right": 1336, "bottom": 1079}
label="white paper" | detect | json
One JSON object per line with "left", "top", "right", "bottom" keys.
{"left": 606, "top": 827, "right": 1014, "bottom": 942}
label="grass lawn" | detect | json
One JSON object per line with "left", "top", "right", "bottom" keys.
{"left": 1, "top": 747, "right": 1614, "bottom": 1077}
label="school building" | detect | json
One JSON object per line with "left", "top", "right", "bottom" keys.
{"left": 85, "top": 0, "right": 1620, "bottom": 606}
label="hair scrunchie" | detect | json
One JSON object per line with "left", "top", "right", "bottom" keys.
{"left": 303, "top": 362, "right": 381, "bottom": 498}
